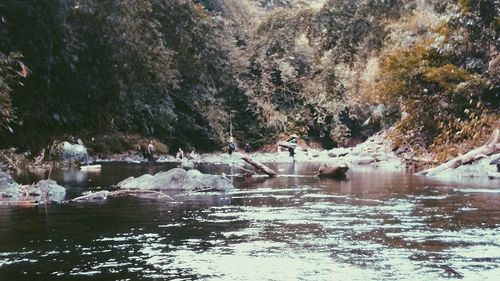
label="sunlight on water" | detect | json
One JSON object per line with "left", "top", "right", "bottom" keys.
{"left": 0, "top": 164, "right": 499, "bottom": 280}
{"left": 454, "top": 188, "right": 500, "bottom": 193}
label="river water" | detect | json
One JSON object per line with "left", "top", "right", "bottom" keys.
{"left": 0, "top": 162, "right": 499, "bottom": 280}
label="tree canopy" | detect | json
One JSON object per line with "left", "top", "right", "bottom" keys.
{"left": 0, "top": 0, "right": 498, "bottom": 160}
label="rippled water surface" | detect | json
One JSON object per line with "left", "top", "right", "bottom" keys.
{"left": 1, "top": 162, "right": 499, "bottom": 280}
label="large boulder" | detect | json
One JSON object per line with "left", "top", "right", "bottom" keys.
{"left": 61, "top": 141, "right": 88, "bottom": 162}
{"left": 117, "top": 168, "right": 234, "bottom": 192}
{"left": 318, "top": 163, "right": 349, "bottom": 178}
{"left": 22, "top": 179, "right": 66, "bottom": 202}
{"left": 0, "top": 172, "right": 22, "bottom": 198}
{"left": 0, "top": 173, "right": 66, "bottom": 202}
{"left": 28, "top": 179, "right": 66, "bottom": 196}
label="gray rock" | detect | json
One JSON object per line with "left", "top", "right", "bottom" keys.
{"left": 119, "top": 174, "right": 155, "bottom": 190}
{"left": 0, "top": 173, "right": 66, "bottom": 202}
{"left": 24, "top": 179, "right": 66, "bottom": 202}
{"left": 328, "top": 148, "right": 350, "bottom": 157}
{"left": 0, "top": 172, "right": 22, "bottom": 198}
{"left": 61, "top": 141, "right": 88, "bottom": 162}
{"left": 184, "top": 169, "right": 233, "bottom": 192}
{"left": 34, "top": 179, "right": 66, "bottom": 195}
{"left": 374, "top": 154, "right": 392, "bottom": 162}
{"left": 117, "top": 168, "right": 234, "bottom": 192}
{"left": 318, "top": 163, "right": 349, "bottom": 178}
{"left": 355, "top": 156, "right": 377, "bottom": 165}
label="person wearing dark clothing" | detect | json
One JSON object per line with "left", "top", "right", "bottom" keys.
{"left": 228, "top": 135, "right": 236, "bottom": 155}
{"left": 287, "top": 134, "right": 298, "bottom": 159}
{"left": 244, "top": 143, "right": 251, "bottom": 154}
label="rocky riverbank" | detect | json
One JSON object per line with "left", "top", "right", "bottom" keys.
{"left": 188, "top": 133, "right": 403, "bottom": 170}
{"left": 2, "top": 131, "right": 499, "bottom": 182}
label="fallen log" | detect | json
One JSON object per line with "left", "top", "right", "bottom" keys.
{"left": 277, "top": 141, "right": 297, "bottom": 149}
{"left": 114, "top": 189, "right": 174, "bottom": 200}
{"left": 241, "top": 155, "right": 278, "bottom": 177}
{"left": 70, "top": 191, "right": 110, "bottom": 202}
{"left": 417, "top": 128, "right": 500, "bottom": 176}
{"left": 69, "top": 189, "right": 174, "bottom": 203}
{"left": 0, "top": 152, "right": 20, "bottom": 173}
{"left": 34, "top": 148, "right": 45, "bottom": 166}
{"left": 234, "top": 165, "right": 257, "bottom": 177}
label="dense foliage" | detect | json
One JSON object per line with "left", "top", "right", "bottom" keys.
{"left": 0, "top": 0, "right": 247, "bottom": 151}
{"left": 0, "top": 0, "right": 498, "bottom": 160}
{"left": 365, "top": 1, "right": 499, "bottom": 160}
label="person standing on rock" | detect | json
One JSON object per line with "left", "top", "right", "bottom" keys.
{"left": 287, "top": 134, "right": 298, "bottom": 160}
{"left": 176, "top": 148, "right": 184, "bottom": 160}
{"left": 147, "top": 140, "right": 155, "bottom": 162}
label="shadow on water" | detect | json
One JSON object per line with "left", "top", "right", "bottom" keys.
{"left": 1, "top": 162, "right": 499, "bottom": 280}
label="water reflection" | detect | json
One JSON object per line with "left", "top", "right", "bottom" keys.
{"left": 1, "top": 162, "right": 499, "bottom": 280}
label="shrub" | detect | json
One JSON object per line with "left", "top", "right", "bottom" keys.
{"left": 0, "top": 52, "right": 21, "bottom": 133}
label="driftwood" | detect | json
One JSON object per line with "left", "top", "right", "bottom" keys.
{"left": 0, "top": 152, "right": 21, "bottom": 173}
{"left": 34, "top": 148, "right": 45, "bottom": 165}
{"left": 241, "top": 155, "right": 278, "bottom": 177}
{"left": 234, "top": 165, "right": 257, "bottom": 177}
{"left": 70, "top": 191, "right": 110, "bottom": 202}
{"left": 277, "top": 141, "right": 297, "bottom": 149}
{"left": 69, "top": 189, "right": 174, "bottom": 203}
{"left": 417, "top": 128, "right": 500, "bottom": 176}
{"left": 409, "top": 157, "right": 438, "bottom": 164}
{"left": 114, "top": 189, "right": 174, "bottom": 200}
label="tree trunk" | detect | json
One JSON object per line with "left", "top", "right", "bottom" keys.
{"left": 417, "top": 128, "right": 500, "bottom": 176}
{"left": 277, "top": 141, "right": 296, "bottom": 149}
{"left": 241, "top": 155, "right": 278, "bottom": 177}
{"left": 234, "top": 165, "right": 257, "bottom": 177}
{"left": 0, "top": 152, "right": 20, "bottom": 173}
{"left": 34, "top": 148, "right": 45, "bottom": 165}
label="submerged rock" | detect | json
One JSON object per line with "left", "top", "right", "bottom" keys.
{"left": 117, "top": 168, "right": 234, "bottom": 192}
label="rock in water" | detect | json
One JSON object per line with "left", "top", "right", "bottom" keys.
{"left": 25, "top": 179, "right": 67, "bottom": 202}
{"left": 0, "top": 172, "right": 22, "bottom": 197}
{"left": 61, "top": 141, "right": 88, "bottom": 162}
{"left": 33, "top": 179, "right": 67, "bottom": 195}
{"left": 117, "top": 168, "right": 234, "bottom": 192}
{"left": 0, "top": 173, "right": 66, "bottom": 203}
{"left": 318, "top": 163, "right": 349, "bottom": 178}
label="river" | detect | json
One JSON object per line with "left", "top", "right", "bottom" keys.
{"left": 0, "top": 162, "right": 499, "bottom": 280}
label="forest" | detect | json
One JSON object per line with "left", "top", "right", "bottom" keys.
{"left": 0, "top": 0, "right": 498, "bottom": 164}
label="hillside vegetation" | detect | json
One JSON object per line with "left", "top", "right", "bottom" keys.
{"left": 0, "top": 0, "right": 498, "bottom": 162}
